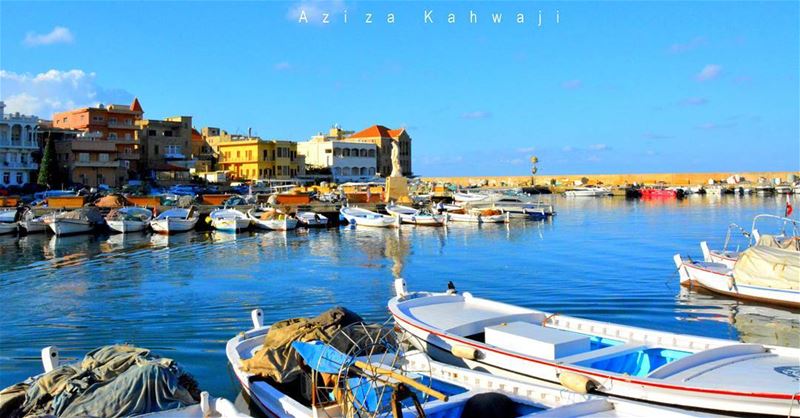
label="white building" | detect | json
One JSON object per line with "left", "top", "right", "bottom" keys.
{"left": 297, "top": 126, "right": 377, "bottom": 182}
{"left": 0, "top": 102, "right": 39, "bottom": 187}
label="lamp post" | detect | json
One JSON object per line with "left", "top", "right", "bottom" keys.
{"left": 530, "top": 156, "right": 539, "bottom": 186}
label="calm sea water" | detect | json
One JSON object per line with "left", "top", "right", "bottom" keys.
{"left": 1, "top": 195, "right": 798, "bottom": 403}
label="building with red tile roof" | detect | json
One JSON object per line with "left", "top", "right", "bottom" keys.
{"left": 346, "top": 124, "right": 411, "bottom": 176}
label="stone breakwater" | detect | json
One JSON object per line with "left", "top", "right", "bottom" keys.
{"left": 422, "top": 171, "right": 798, "bottom": 188}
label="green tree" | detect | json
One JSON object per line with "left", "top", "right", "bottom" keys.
{"left": 37, "top": 134, "right": 62, "bottom": 188}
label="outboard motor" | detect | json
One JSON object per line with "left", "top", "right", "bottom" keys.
{"left": 447, "top": 281, "right": 457, "bottom": 295}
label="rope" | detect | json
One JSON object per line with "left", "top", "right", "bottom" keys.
{"left": 542, "top": 313, "right": 559, "bottom": 327}
{"left": 788, "top": 391, "right": 800, "bottom": 418}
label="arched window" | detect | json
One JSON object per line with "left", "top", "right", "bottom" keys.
{"left": 343, "top": 148, "right": 350, "bottom": 157}
{"left": 352, "top": 167, "right": 359, "bottom": 176}
{"left": 334, "top": 148, "right": 342, "bottom": 157}
{"left": 334, "top": 167, "right": 341, "bottom": 176}
{"left": 351, "top": 148, "right": 359, "bottom": 157}
{"left": 360, "top": 167, "right": 367, "bottom": 175}
{"left": 368, "top": 149, "right": 375, "bottom": 157}
{"left": 368, "top": 167, "right": 375, "bottom": 176}
{"left": 11, "top": 125, "right": 21, "bottom": 141}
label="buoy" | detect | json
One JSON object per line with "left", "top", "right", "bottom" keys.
{"left": 558, "top": 372, "right": 597, "bottom": 394}
{"left": 451, "top": 345, "right": 479, "bottom": 360}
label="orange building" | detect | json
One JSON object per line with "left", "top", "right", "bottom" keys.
{"left": 51, "top": 98, "right": 144, "bottom": 176}
{"left": 346, "top": 125, "right": 412, "bottom": 176}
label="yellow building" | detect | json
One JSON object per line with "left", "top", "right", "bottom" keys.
{"left": 217, "top": 137, "right": 302, "bottom": 180}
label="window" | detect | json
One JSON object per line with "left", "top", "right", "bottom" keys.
{"left": 360, "top": 167, "right": 367, "bottom": 176}
{"left": 368, "top": 149, "right": 375, "bottom": 157}
{"left": 2, "top": 172, "right": 9, "bottom": 184}
{"left": 360, "top": 149, "right": 367, "bottom": 157}
{"left": 368, "top": 167, "right": 375, "bottom": 176}
{"left": 263, "top": 150, "right": 268, "bottom": 160}
{"left": 236, "top": 150, "right": 241, "bottom": 158}
{"left": 124, "top": 133, "right": 131, "bottom": 139}
{"left": 164, "top": 130, "right": 173, "bottom": 137}
{"left": 342, "top": 167, "right": 350, "bottom": 176}
{"left": 154, "top": 145, "right": 160, "bottom": 155}
{"left": 343, "top": 148, "right": 350, "bottom": 157}
{"left": 78, "top": 153, "right": 90, "bottom": 162}
{"left": 16, "top": 173, "right": 23, "bottom": 184}
{"left": 109, "top": 133, "right": 117, "bottom": 140}
{"left": 109, "top": 117, "right": 117, "bottom": 124}
{"left": 99, "top": 153, "right": 109, "bottom": 162}
{"left": 334, "top": 167, "right": 341, "bottom": 176}
{"left": 148, "top": 130, "right": 157, "bottom": 136}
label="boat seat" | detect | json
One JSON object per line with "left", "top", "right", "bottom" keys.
{"left": 557, "top": 342, "right": 646, "bottom": 365}
{"left": 647, "top": 344, "right": 767, "bottom": 379}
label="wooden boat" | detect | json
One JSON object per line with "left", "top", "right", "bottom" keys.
{"left": 106, "top": 207, "right": 154, "bottom": 233}
{"left": 248, "top": 208, "right": 298, "bottom": 231}
{"left": 445, "top": 208, "right": 509, "bottom": 224}
{"left": 339, "top": 206, "right": 397, "bottom": 228}
{"left": 674, "top": 246, "right": 800, "bottom": 308}
{"left": 386, "top": 204, "right": 445, "bottom": 226}
{"left": 31, "top": 346, "right": 250, "bottom": 418}
{"left": 296, "top": 211, "right": 328, "bottom": 228}
{"left": 226, "top": 309, "right": 711, "bottom": 418}
{"left": 150, "top": 207, "right": 199, "bottom": 234}
{"left": 0, "top": 221, "right": 17, "bottom": 235}
{"left": 389, "top": 279, "right": 800, "bottom": 416}
{"left": 564, "top": 187, "right": 612, "bottom": 197}
{"left": 209, "top": 208, "right": 250, "bottom": 232}
{"left": 46, "top": 207, "right": 104, "bottom": 236}
{"left": 18, "top": 207, "right": 49, "bottom": 234}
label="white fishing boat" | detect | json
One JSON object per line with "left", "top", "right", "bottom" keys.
{"left": 340, "top": 206, "right": 397, "bottom": 228}
{"left": 296, "top": 211, "right": 328, "bottom": 228}
{"left": 386, "top": 204, "right": 445, "bottom": 226}
{"left": 755, "top": 184, "right": 775, "bottom": 195}
{"left": 46, "top": 207, "right": 104, "bottom": 236}
{"left": 564, "top": 187, "right": 612, "bottom": 197}
{"left": 150, "top": 207, "right": 199, "bottom": 234}
{"left": 106, "top": 207, "right": 154, "bottom": 233}
{"left": 445, "top": 208, "right": 509, "bottom": 224}
{"left": 775, "top": 184, "right": 793, "bottom": 194}
{"left": 0, "top": 208, "right": 18, "bottom": 223}
{"left": 452, "top": 191, "right": 489, "bottom": 203}
{"left": 389, "top": 279, "right": 800, "bottom": 416}
{"left": 18, "top": 207, "right": 49, "bottom": 234}
{"left": 674, "top": 246, "right": 800, "bottom": 308}
{"left": 227, "top": 309, "right": 712, "bottom": 418}
{"left": 248, "top": 207, "right": 298, "bottom": 231}
{"left": 700, "top": 214, "right": 799, "bottom": 268}
{"left": 209, "top": 208, "right": 250, "bottom": 232}
{"left": 0, "top": 220, "right": 17, "bottom": 235}
{"left": 27, "top": 346, "right": 251, "bottom": 418}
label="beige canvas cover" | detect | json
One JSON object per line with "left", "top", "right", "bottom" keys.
{"left": 733, "top": 246, "right": 800, "bottom": 290}
{"left": 95, "top": 194, "right": 128, "bottom": 208}
{"left": 756, "top": 234, "right": 800, "bottom": 252}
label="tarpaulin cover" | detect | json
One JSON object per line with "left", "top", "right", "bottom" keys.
{"left": 0, "top": 345, "right": 199, "bottom": 418}
{"left": 733, "top": 246, "right": 800, "bottom": 290}
{"left": 757, "top": 234, "right": 800, "bottom": 252}
{"left": 56, "top": 207, "right": 105, "bottom": 224}
{"left": 95, "top": 195, "right": 128, "bottom": 208}
{"left": 240, "top": 307, "right": 385, "bottom": 383}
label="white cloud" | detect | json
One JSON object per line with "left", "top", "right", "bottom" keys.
{"left": 588, "top": 143, "right": 610, "bottom": 151}
{"left": 668, "top": 36, "right": 706, "bottom": 54}
{"left": 274, "top": 62, "right": 292, "bottom": 71}
{"left": 461, "top": 111, "right": 491, "bottom": 120}
{"left": 642, "top": 132, "right": 673, "bottom": 140}
{"left": 696, "top": 64, "right": 722, "bottom": 82}
{"left": 516, "top": 146, "right": 536, "bottom": 153}
{"left": 561, "top": 79, "right": 582, "bottom": 89}
{"left": 24, "top": 26, "right": 74, "bottom": 47}
{"left": 0, "top": 69, "right": 132, "bottom": 117}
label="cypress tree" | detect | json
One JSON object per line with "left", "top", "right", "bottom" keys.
{"left": 37, "top": 134, "right": 61, "bottom": 188}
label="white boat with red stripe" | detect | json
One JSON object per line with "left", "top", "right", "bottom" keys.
{"left": 389, "top": 279, "right": 800, "bottom": 416}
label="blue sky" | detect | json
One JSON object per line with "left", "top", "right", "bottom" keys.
{"left": 1, "top": 1, "right": 798, "bottom": 176}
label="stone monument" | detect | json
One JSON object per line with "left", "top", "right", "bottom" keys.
{"left": 385, "top": 137, "right": 411, "bottom": 203}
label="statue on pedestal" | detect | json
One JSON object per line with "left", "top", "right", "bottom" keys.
{"left": 390, "top": 137, "right": 403, "bottom": 178}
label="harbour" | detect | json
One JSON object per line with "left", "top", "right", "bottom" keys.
{"left": 2, "top": 193, "right": 797, "bottom": 408}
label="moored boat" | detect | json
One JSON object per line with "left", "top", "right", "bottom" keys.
{"left": 445, "top": 208, "right": 509, "bottom": 224}
{"left": 209, "top": 208, "right": 250, "bottom": 232}
{"left": 46, "top": 207, "right": 104, "bottom": 236}
{"left": 674, "top": 246, "right": 800, "bottom": 308}
{"left": 18, "top": 207, "right": 49, "bottom": 234}
{"left": 150, "top": 207, "right": 199, "bottom": 234}
{"left": 227, "top": 308, "right": 711, "bottom": 418}
{"left": 389, "top": 279, "right": 800, "bottom": 416}
{"left": 248, "top": 207, "right": 298, "bottom": 231}
{"left": 641, "top": 187, "right": 678, "bottom": 199}
{"left": 340, "top": 206, "right": 397, "bottom": 227}
{"left": 386, "top": 203, "right": 445, "bottom": 225}
{"left": 106, "top": 207, "right": 154, "bottom": 233}
{"left": 0, "top": 220, "right": 17, "bottom": 235}
{"left": 564, "top": 186, "right": 612, "bottom": 197}
{"left": 700, "top": 214, "right": 799, "bottom": 268}
{"left": 0, "top": 207, "right": 19, "bottom": 223}
{"left": 452, "top": 191, "right": 489, "bottom": 203}
{"left": 296, "top": 211, "right": 328, "bottom": 227}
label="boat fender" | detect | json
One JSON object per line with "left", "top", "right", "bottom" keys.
{"left": 205, "top": 216, "right": 212, "bottom": 224}
{"left": 451, "top": 345, "right": 480, "bottom": 360}
{"left": 558, "top": 372, "right": 597, "bottom": 394}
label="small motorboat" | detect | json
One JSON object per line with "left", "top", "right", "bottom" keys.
{"left": 296, "top": 211, "right": 328, "bottom": 228}
{"left": 445, "top": 208, "right": 509, "bottom": 224}
{"left": 0, "top": 207, "right": 19, "bottom": 223}
{"left": 389, "top": 279, "right": 800, "bottom": 416}
{"left": 339, "top": 206, "right": 397, "bottom": 228}
{"left": 452, "top": 191, "right": 489, "bottom": 203}
{"left": 564, "top": 186, "right": 612, "bottom": 197}
{"left": 18, "top": 207, "right": 49, "bottom": 234}
{"left": 227, "top": 309, "right": 710, "bottom": 418}
{"left": 0, "top": 220, "right": 17, "bottom": 235}
{"left": 46, "top": 207, "right": 104, "bottom": 236}
{"left": 386, "top": 204, "right": 445, "bottom": 226}
{"left": 674, "top": 245, "right": 800, "bottom": 308}
{"left": 106, "top": 207, "right": 154, "bottom": 233}
{"left": 775, "top": 184, "right": 793, "bottom": 194}
{"left": 150, "top": 207, "right": 199, "bottom": 234}
{"left": 700, "top": 214, "right": 799, "bottom": 268}
{"left": 640, "top": 187, "right": 679, "bottom": 199}
{"left": 755, "top": 184, "right": 775, "bottom": 195}
{"left": 6, "top": 345, "right": 251, "bottom": 418}
{"left": 248, "top": 207, "right": 298, "bottom": 231}
{"left": 209, "top": 208, "right": 250, "bottom": 232}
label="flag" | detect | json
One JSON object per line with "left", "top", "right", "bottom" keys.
{"left": 786, "top": 199, "right": 794, "bottom": 217}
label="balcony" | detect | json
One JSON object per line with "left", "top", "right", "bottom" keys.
{"left": 73, "top": 160, "right": 122, "bottom": 168}
{"left": 0, "top": 140, "right": 39, "bottom": 149}
{"left": 2, "top": 161, "right": 38, "bottom": 170}
{"left": 118, "top": 152, "right": 141, "bottom": 160}
{"left": 107, "top": 121, "right": 138, "bottom": 130}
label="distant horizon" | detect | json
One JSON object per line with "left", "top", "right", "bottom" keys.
{"left": 1, "top": 1, "right": 798, "bottom": 176}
